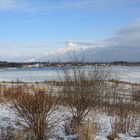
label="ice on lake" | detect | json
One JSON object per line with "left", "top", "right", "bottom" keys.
{"left": 0, "top": 66, "right": 139, "bottom": 83}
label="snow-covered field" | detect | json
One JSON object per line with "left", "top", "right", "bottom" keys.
{"left": 0, "top": 103, "right": 140, "bottom": 140}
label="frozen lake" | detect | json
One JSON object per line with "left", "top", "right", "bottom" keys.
{"left": 0, "top": 66, "right": 140, "bottom": 83}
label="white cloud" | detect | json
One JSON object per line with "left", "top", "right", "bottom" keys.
{"left": 84, "top": 20, "right": 140, "bottom": 61}
{"left": 68, "top": 42, "right": 76, "bottom": 51}
{"left": 44, "top": 20, "right": 140, "bottom": 62}
{"left": 55, "top": 41, "right": 76, "bottom": 55}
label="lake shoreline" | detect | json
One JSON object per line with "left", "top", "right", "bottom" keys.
{"left": 0, "top": 79, "right": 140, "bottom": 87}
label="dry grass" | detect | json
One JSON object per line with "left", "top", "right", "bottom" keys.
{"left": 77, "top": 120, "right": 96, "bottom": 140}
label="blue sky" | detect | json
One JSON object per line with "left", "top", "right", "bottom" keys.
{"left": 0, "top": 0, "right": 140, "bottom": 61}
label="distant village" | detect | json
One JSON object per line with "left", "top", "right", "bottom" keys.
{"left": 0, "top": 61, "right": 140, "bottom": 68}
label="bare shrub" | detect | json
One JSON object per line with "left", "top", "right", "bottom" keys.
{"left": 108, "top": 83, "right": 140, "bottom": 138}
{"left": 101, "top": 81, "right": 120, "bottom": 115}
{"left": 10, "top": 87, "right": 59, "bottom": 140}
{"left": 60, "top": 65, "right": 112, "bottom": 134}
{"left": 111, "top": 98, "right": 135, "bottom": 135}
